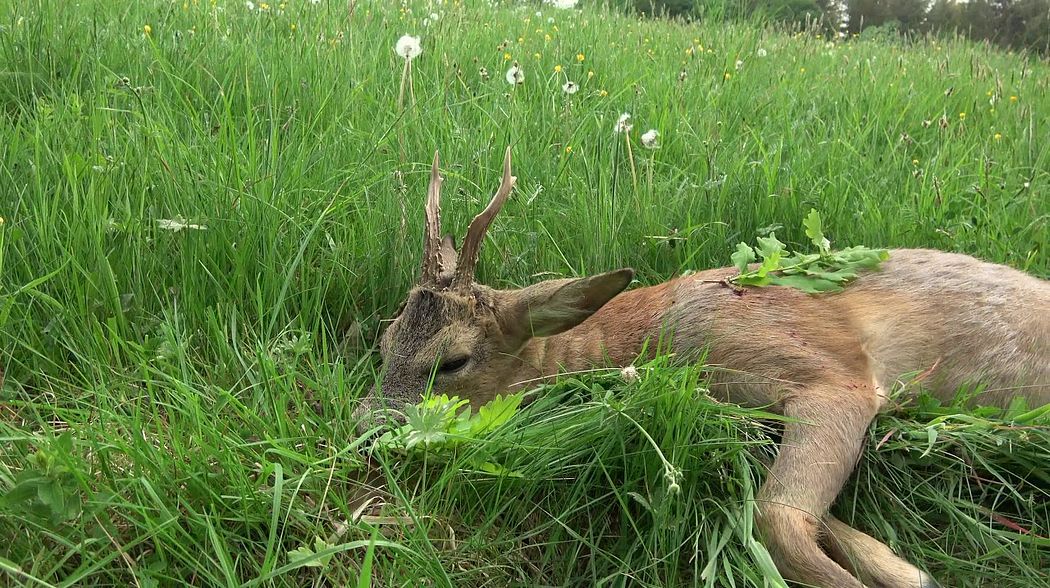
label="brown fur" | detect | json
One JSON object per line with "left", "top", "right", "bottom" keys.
{"left": 358, "top": 152, "right": 1049, "bottom": 588}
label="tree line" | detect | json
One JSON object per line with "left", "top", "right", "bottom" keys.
{"left": 626, "top": 0, "right": 1050, "bottom": 54}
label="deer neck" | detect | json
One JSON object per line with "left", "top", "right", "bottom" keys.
{"left": 512, "top": 280, "right": 676, "bottom": 383}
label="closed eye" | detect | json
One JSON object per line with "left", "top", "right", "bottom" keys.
{"left": 439, "top": 356, "right": 469, "bottom": 373}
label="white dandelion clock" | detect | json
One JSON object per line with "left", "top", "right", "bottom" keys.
{"left": 395, "top": 34, "right": 422, "bottom": 60}
{"left": 641, "top": 129, "right": 659, "bottom": 149}
{"left": 505, "top": 63, "right": 525, "bottom": 85}
{"left": 246, "top": 1, "right": 255, "bottom": 10}
{"left": 614, "top": 112, "right": 632, "bottom": 134}
{"left": 562, "top": 80, "right": 578, "bottom": 95}
{"left": 621, "top": 365, "right": 640, "bottom": 383}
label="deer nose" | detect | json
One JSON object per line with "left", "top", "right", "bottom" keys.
{"left": 353, "top": 389, "right": 407, "bottom": 437}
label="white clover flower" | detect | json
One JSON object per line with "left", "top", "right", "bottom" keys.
{"left": 246, "top": 1, "right": 255, "bottom": 9}
{"left": 621, "top": 365, "right": 639, "bottom": 383}
{"left": 756, "top": 47, "right": 768, "bottom": 57}
{"left": 547, "top": 0, "right": 579, "bottom": 8}
{"left": 614, "top": 112, "right": 632, "bottom": 134}
{"left": 505, "top": 63, "right": 524, "bottom": 85}
{"left": 395, "top": 34, "right": 422, "bottom": 60}
{"left": 641, "top": 129, "right": 659, "bottom": 149}
{"left": 562, "top": 80, "right": 578, "bottom": 94}
{"left": 735, "top": 59, "right": 744, "bottom": 70}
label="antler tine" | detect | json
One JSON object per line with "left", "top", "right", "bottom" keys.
{"left": 420, "top": 150, "right": 444, "bottom": 286}
{"left": 452, "top": 146, "right": 517, "bottom": 290}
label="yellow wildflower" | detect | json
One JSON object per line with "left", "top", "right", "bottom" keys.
{"left": 959, "top": 112, "right": 966, "bottom": 120}
{"left": 577, "top": 53, "right": 585, "bottom": 62}
{"left": 599, "top": 89, "right": 608, "bottom": 97}
{"left": 1009, "top": 95, "right": 1018, "bottom": 103}
{"left": 544, "top": 33, "right": 551, "bottom": 42}
{"left": 143, "top": 24, "right": 152, "bottom": 35}
{"left": 587, "top": 70, "right": 594, "bottom": 79}
{"left": 504, "top": 52, "right": 512, "bottom": 61}
{"left": 994, "top": 133, "right": 1002, "bottom": 141}
{"left": 565, "top": 145, "right": 572, "bottom": 154}
{"left": 554, "top": 64, "right": 563, "bottom": 73}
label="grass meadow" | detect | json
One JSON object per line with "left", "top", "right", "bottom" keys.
{"left": 1, "top": 0, "right": 1048, "bottom": 586}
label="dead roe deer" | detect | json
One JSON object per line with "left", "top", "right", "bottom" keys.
{"left": 356, "top": 147, "right": 1050, "bottom": 588}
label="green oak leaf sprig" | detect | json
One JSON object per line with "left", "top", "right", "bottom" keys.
{"left": 729, "top": 209, "right": 889, "bottom": 294}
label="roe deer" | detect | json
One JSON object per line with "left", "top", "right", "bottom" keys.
{"left": 356, "top": 147, "right": 1050, "bottom": 588}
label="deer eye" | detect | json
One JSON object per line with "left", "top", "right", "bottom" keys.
{"left": 438, "top": 356, "right": 469, "bottom": 374}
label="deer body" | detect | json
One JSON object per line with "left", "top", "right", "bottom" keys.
{"left": 520, "top": 249, "right": 1049, "bottom": 411}
{"left": 361, "top": 148, "right": 1050, "bottom": 588}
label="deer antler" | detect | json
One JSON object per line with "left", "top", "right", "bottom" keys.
{"left": 451, "top": 146, "right": 517, "bottom": 290}
{"left": 419, "top": 150, "right": 444, "bottom": 286}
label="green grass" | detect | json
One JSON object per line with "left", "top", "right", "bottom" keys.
{"left": 1, "top": 0, "right": 1048, "bottom": 586}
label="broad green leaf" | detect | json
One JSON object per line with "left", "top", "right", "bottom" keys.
{"left": 734, "top": 275, "right": 772, "bottom": 287}
{"left": 403, "top": 404, "right": 450, "bottom": 448}
{"left": 287, "top": 538, "right": 335, "bottom": 569}
{"left": 469, "top": 393, "right": 523, "bottom": 435}
{"left": 472, "top": 461, "right": 525, "bottom": 478}
{"left": 730, "top": 242, "right": 756, "bottom": 273}
{"left": 755, "top": 234, "right": 785, "bottom": 277}
{"left": 768, "top": 274, "right": 841, "bottom": 293}
{"left": 0, "top": 474, "right": 46, "bottom": 509}
{"left": 803, "top": 209, "right": 830, "bottom": 253}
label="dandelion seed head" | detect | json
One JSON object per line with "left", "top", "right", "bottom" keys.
{"left": 614, "top": 112, "right": 632, "bottom": 134}
{"left": 562, "top": 80, "right": 578, "bottom": 94}
{"left": 641, "top": 129, "right": 659, "bottom": 149}
{"left": 506, "top": 63, "right": 525, "bottom": 85}
{"left": 621, "top": 365, "right": 639, "bottom": 383}
{"left": 395, "top": 34, "right": 422, "bottom": 60}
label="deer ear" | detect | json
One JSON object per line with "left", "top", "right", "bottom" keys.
{"left": 437, "top": 234, "right": 458, "bottom": 286}
{"left": 499, "top": 269, "right": 634, "bottom": 343}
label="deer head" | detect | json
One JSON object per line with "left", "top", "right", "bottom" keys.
{"left": 355, "top": 147, "right": 634, "bottom": 431}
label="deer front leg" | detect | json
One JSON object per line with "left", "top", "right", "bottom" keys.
{"left": 755, "top": 385, "right": 879, "bottom": 588}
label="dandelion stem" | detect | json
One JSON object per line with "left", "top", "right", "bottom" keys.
{"left": 398, "top": 58, "right": 409, "bottom": 113}
{"left": 397, "top": 58, "right": 410, "bottom": 163}
{"left": 625, "top": 132, "right": 639, "bottom": 195}
{"left": 408, "top": 59, "right": 416, "bottom": 108}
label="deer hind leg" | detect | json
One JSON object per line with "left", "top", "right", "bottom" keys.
{"left": 822, "top": 516, "right": 939, "bottom": 588}
{"left": 755, "top": 385, "right": 881, "bottom": 588}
